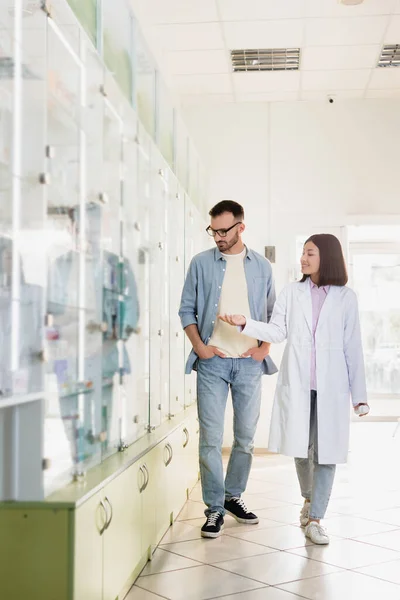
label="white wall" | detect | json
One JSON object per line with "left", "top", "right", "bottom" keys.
{"left": 183, "top": 99, "right": 400, "bottom": 448}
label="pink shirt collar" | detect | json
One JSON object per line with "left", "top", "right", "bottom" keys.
{"left": 310, "top": 279, "right": 330, "bottom": 293}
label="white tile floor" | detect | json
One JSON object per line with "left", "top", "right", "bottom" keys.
{"left": 127, "top": 423, "right": 400, "bottom": 600}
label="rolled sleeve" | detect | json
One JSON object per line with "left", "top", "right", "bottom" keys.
{"left": 180, "top": 313, "right": 198, "bottom": 329}
{"left": 179, "top": 258, "right": 198, "bottom": 330}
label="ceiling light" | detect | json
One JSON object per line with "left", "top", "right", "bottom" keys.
{"left": 378, "top": 45, "right": 400, "bottom": 68}
{"left": 231, "top": 48, "right": 300, "bottom": 73}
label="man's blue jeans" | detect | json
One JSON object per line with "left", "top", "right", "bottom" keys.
{"left": 196, "top": 356, "right": 262, "bottom": 516}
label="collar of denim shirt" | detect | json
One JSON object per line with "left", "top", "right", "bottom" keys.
{"left": 213, "top": 245, "right": 254, "bottom": 262}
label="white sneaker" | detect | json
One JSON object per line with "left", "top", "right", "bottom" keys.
{"left": 300, "top": 501, "right": 310, "bottom": 527}
{"left": 305, "top": 522, "right": 330, "bottom": 545}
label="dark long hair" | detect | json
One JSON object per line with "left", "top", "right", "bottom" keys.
{"left": 301, "top": 234, "right": 348, "bottom": 287}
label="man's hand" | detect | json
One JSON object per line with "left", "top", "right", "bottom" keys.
{"left": 241, "top": 343, "right": 271, "bottom": 362}
{"left": 194, "top": 343, "right": 226, "bottom": 360}
{"left": 219, "top": 314, "right": 246, "bottom": 326}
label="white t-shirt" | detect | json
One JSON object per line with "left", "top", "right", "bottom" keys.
{"left": 208, "top": 249, "right": 258, "bottom": 358}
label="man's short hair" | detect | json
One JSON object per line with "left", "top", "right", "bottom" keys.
{"left": 209, "top": 200, "right": 244, "bottom": 221}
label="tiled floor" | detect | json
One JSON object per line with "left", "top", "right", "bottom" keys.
{"left": 127, "top": 423, "right": 400, "bottom": 599}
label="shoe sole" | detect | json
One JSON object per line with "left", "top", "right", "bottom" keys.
{"left": 201, "top": 524, "right": 224, "bottom": 538}
{"left": 226, "top": 510, "right": 259, "bottom": 524}
{"left": 305, "top": 532, "right": 330, "bottom": 545}
{"left": 307, "top": 537, "right": 330, "bottom": 545}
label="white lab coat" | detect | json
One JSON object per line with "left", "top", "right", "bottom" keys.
{"left": 242, "top": 280, "right": 367, "bottom": 464}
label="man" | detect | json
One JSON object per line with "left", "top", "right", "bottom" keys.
{"left": 179, "top": 200, "right": 277, "bottom": 538}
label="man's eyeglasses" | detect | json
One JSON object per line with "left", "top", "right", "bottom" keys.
{"left": 206, "top": 222, "right": 242, "bottom": 238}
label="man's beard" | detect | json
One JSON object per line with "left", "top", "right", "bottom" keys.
{"left": 216, "top": 232, "right": 240, "bottom": 252}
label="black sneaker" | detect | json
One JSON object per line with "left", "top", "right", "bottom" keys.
{"left": 201, "top": 512, "right": 224, "bottom": 538}
{"left": 224, "top": 497, "right": 259, "bottom": 524}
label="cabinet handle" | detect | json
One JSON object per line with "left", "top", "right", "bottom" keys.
{"left": 99, "top": 500, "right": 108, "bottom": 535}
{"left": 164, "top": 443, "right": 173, "bottom": 466}
{"left": 138, "top": 466, "right": 146, "bottom": 492}
{"left": 167, "top": 443, "right": 173, "bottom": 465}
{"left": 104, "top": 496, "right": 113, "bottom": 529}
{"left": 142, "top": 464, "right": 149, "bottom": 491}
{"left": 183, "top": 427, "right": 190, "bottom": 448}
{"left": 163, "top": 444, "right": 169, "bottom": 466}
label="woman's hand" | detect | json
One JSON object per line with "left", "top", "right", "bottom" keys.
{"left": 218, "top": 314, "right": 247, "bottom": 327}
{"left": 354, "top": 403, "right": 370, "bottom": 417}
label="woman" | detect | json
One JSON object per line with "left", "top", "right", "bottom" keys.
{"left": 219, "top": 234, "right": 369, "bottom": 545}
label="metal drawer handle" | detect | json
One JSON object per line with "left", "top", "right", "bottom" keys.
{"left": 139, "top": 467, "right": 146, "bottom": 493}
{"left": 163, "top": 444, "right": 170, "bottom": 466}
{"left": 183, "top": 427, "right": 190, "bottom": 448}
{"left": 99, "top": 500, "right": 108, "bottom": 535}
{"left": 104, "top": 496, "right": 113, "bottom": 529}
{"left": 167, "top": 443, "right": 173, "bottom": 465}
{"left": 142, "top": 464, "right": 149, "bottom": 491}
{"left": 164, "top": 443, "right": 173, "bottom": 466}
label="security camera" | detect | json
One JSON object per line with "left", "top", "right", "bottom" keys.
{"left": 328, "top": 96, "right": 335, "bottom": 104}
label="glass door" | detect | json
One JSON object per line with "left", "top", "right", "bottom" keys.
{"left": 148, "top": 149, "right": 170, "bottom": 429}
{"left": 100, "top": 95, "right": 124, "bottom": 458}
{"left": 169, "top": 182, "right": 185, "bottom": 417}
{"left": 44, "top": 17, "right": 93, "bottom": 487}
{"left": 183, "top": 197, "right": 197, "bottom": 408}
{"left": 120, "top": 115, "right": 151, "bottom": 444}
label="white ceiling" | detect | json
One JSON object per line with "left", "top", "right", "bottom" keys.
{"left": 130, "top": 0, "right": 400, "bottom": 105}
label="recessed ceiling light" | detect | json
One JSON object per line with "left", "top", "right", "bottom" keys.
{"left": 378, "top": 45, "right": 400, "bottom": 68}
{"left": 231, "top": 48, "right": 300, "bottom": 73}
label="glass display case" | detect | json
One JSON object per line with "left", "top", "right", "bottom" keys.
{"left": 169, "top": 183, "right": 186, "bottom": 416}
{"left": 175, "top": 115, "right": 189, "bottom": 192}
{"left": 188, "top": 142, "right": 200, "bottom": 210}
{"left": 148, "top": 147, "right": 170, "bottom": 430}
{"left": 67, "top": 0, "right": 97, "bottom": 46}
{"left": 121, "top": 116, "right": 151, "bottom": 444}
{"left": 103, "top": 0, "right": 133, "bottom": 102}
{"left": 136, "top": 28, "right": 156, "bottom": 140}
{"left": 183, "top": 198, "right": 205, "bottom": 408}
{"left": 0, "top": 0, "right": 209, "bottom": 500}
{"left": 45, "top": 15, "right": 101, "bottom": 487}
{"left": 158, "top": 79, "right": 175, "bottom": 169}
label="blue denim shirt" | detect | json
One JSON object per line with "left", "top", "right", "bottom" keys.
{"left": 179, "top": 246, "right": 278, "bottom": 375}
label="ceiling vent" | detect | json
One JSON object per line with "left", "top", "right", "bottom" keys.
{"left": 378, "top": 45, "right": 400, "bottom": 68}
{"left": 231, "top": 48, "right": 300, "bottom": 73}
